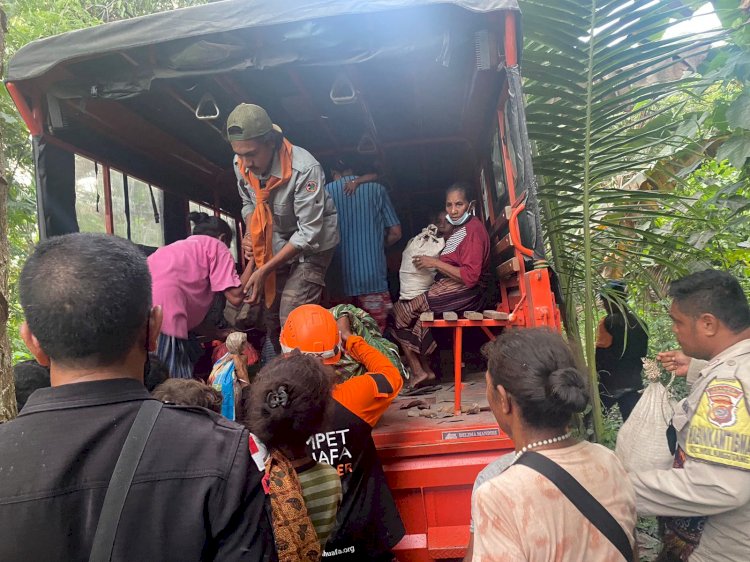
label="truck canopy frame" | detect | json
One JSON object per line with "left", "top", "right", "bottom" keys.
{"left": 7, "top": 0, "right": 531, "bottom": 242}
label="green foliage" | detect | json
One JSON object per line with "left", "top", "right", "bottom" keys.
{"left": 519, "top": 0, "right": 732, "bottom": 439}
{"left": 2, "top": 0, "right": 209, "bottom": 361}
{"left": 2, "top": 0, "right": 103, "bottom": 361}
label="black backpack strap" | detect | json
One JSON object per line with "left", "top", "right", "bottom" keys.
{"left": 515, "top": 451, "right": 633, "bottom": 562}
{"left": 89, "top": 400, "right": 163, "bottom": 562}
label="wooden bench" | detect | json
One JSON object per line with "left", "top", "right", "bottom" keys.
{"left": 422, "top": 310, "right": 510, "bottom": 414}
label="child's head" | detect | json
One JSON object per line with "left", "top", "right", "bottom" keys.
{"left": 152, "top": 378, "right": 223, "bottom": 413}
{"left": 241, "top": 351, "right": 335, "bottom": 451}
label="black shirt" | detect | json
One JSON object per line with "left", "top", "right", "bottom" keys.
{"left": 0, "top": 378, "right": 276, "bottom": 562}
{"left": 305, "top": 336, "right": 405, "bottom": 561}
{"left": 596, "top": 310, "right": 649, "bottom": 392}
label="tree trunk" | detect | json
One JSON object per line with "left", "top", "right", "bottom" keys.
{"left": 0, "top": 8, "right": 18, "bottom": 422}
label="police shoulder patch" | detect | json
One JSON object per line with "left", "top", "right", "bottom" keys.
{"left": 304, "top": 180, "right": 318, "bottom": 193}
{"left": 686, "top": 378, "right": 750, "bottom": 470}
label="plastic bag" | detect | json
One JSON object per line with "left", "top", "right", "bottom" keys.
{"left": 208, "top": 332, "right": 252, "bottom": 421}
{"left": 615, "top": 359, "right": 676, "bottom": 472}
{"left": 209, "top": 354, "right": 238, "bottom": 420}
{"left": 399, "top": 224, "right": 445, "bottom": 301}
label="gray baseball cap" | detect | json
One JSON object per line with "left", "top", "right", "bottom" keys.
{"left": 226, "top": 103, "right": 281, "bottom": 141}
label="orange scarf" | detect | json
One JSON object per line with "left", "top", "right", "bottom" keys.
{"left": 238, "top": 139, "right": 293, "bottom": 306}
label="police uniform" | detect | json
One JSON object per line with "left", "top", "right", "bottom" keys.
{"left": 629, "top": 339, "right": 750, "bottom": 562}
{"left": 234, "top": 144, "right": 339, "bottom": 349}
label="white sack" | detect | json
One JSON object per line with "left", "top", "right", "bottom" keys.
{"left": 399, "top": 225, "right": 445, "bottom": 301}
{"left": 615, "top": 374, "right": 676, "bottom": 473}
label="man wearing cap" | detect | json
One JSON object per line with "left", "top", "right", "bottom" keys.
{"left": 227, "top": 103, "right": 339, "bottom": 353}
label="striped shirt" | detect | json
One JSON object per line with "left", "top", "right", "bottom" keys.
{"left": 296, "top": 461, "right": 343, "bottom": 546}
{"left": 326, "top": 177, "right": 400, "bottom": 296}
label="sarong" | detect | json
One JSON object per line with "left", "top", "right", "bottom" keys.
{"left": 392, "top": 277, "right": 481, "bottom": 355}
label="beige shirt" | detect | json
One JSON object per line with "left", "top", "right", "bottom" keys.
{"left": 472, "top": 441, "right": 636, "bottom": 562}
{"left": 629, "top": 339, "right": 750, "bottom": 562}
{"left": 234, "top": 143, "right": 339, "bottom": 256}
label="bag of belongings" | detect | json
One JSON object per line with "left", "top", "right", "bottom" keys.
{"left": 615, "top": 358, "right": 676, "bottom": 472}
{"left": 399, "top": 224, "right": 445, "bottom": 301}
{"left": 329, "top": 304, "right": 408, "bottom": 381}
{"left": 208, "top": 332, "right": 254, "bottom": 421}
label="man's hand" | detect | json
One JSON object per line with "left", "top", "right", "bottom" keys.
{"left": 413, "top": 255, "right": 439, "bottom": 270}
{"left": 242, "top": 234, "right": 254, "bottom": 262}
{"left": 336, "top": 314, "right": 353, "bottom": 344}
{"left": 656, "top": 349, "right": 691, "bottom": 377}
{"left": 243, "top": 266, "right": 268, "bottom": 304}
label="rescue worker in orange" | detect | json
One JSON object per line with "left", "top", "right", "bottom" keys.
{"left": 280, "top": 304, "right": 405, "bottom": 561}
{"left": 227, "top": 104, "right": 339, "bottom": 354}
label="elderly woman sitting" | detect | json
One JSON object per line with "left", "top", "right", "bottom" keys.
{"left": 392, "top": 182, "right": 489, "bottom": 387}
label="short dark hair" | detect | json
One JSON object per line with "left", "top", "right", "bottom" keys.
{"left": 446, "top": 181, "right": 474, "bottom": 201}
{"left": 240, "top": 352, "right": 334, "bottom": 449}
{"left": 13, "top": 360, "right": 50, "bottom": 410}
{"left": 486, "top": 328, "right": 589, "bottom": 429}
{"left": 144, "top": 353, "right": 169, "bottom": 392}
{"left": 152, "top": 378, "right": 223, "bottom": 413}
{"left": 669, "top": 270, "right": 750, "bottom": 333}
{"left": 258, "top": 128, "right": 283, "bottom": 150}
{"left": 188, "top": 211, "right": 233, "bottom": 241}
{"left": 19, "top": 233, "right": 152, "bottom": 367}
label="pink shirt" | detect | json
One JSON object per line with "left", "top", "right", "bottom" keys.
{"left": 472, "top": 441, "right": 636, "bottom": 562}
{"left": 148, "top": 235, "right": 241, "bottom": 339}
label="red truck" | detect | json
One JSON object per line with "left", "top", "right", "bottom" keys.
{"left": 6, "top": 1, "right": 561, "bottom": 559}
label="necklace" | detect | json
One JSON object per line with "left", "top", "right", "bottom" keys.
{"left": 514, "top": 431, "right": 572, "bottom": 461}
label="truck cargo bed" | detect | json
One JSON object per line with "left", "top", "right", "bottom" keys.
{"left": 374, "top": 372, "right": 514, "bottom": 561}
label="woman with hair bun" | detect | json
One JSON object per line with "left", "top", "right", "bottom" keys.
{"left": 148, "top": 212, "right": 252, "bottom": 377}
{"left": 472, "top": 328, "right": 636, "bottom": 562}
{"left": 241, "top": 352, "right": 342, "bottom": 557}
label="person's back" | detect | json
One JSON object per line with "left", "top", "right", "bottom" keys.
{"left": 473, "top": 441, "right": 636, "bottom": 561}
{"left": 326, "top": 178, "right": 397, "bottom": 290}
{"left": 1, "top": 386, "right": 271, "bottom": 560}
{"left": 303, "top": 315, "right": 406, "bottom": 560}
{"left": 474, "top": 328, "right": 636, "bottom": 562}
{"left": 597, "top": 308, "right": 648, "bottom": 388}
{"left": 0, "top": 233, "right": 274, "bottom": 562}
{"left": 296, "top": 460, "right": 343, "bottom": 546}
{"left": 148, "top": 234, "right": 239, "bottom": 338}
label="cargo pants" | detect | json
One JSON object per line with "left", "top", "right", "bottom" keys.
{"left": 264, "top": 248, "right": 335, "bottom": 355}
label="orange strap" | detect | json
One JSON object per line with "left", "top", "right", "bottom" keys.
{"left": 237, "top": 139, "right": 293, "bottom": 306}
{"left": 332, "top": 336, "right": 404, "bottom": 427}
{"left": 596, "top": 317, "right": 613, "bottom": 349}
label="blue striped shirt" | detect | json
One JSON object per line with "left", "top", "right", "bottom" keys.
{"left": 325, "top": 177, "right": 400, "bottom": 296}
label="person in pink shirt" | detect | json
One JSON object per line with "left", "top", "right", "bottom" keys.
{"left": 148, "top": 212, "right": 250, "bottom": 377}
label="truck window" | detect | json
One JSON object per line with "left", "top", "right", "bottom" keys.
{"left": 74, "top": 155, "right": 106, "bottom": 234}
{"left": 128, "top": 177, "right": 164, "bottom": 248}
{"left": 110, "top": 169, "right": 127, "bottom": 239}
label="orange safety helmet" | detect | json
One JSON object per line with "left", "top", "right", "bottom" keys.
{"left": 280, "top": 304, "right": 342, "bottom": 365}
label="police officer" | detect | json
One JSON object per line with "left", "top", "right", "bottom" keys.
{"left": 630, "top": 269, "right": 750, "bottom": 562}
{"left": 227, "top": 104, "right": 339, "bottom": 353}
